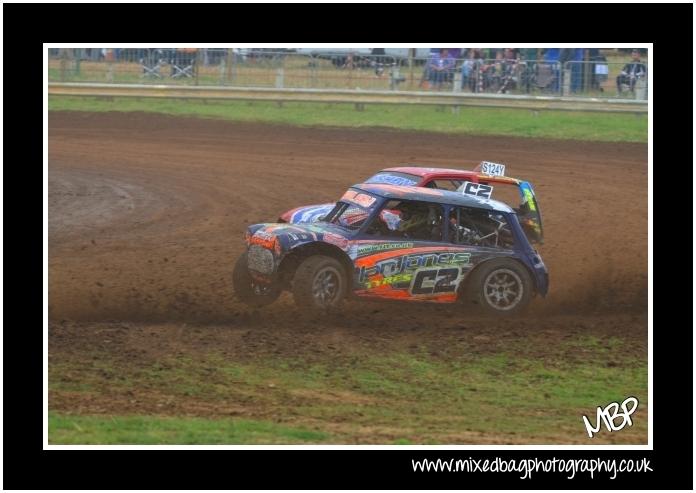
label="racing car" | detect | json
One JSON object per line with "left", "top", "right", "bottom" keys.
{"left": 277, "top": 163, "right": 544, "bottom": 244}
{"left": 234, "top": 182, "right": 548, "bottom": 316}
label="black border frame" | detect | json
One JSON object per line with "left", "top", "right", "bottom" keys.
{"left": 4, "top": 2, "right": 692, "bottom": 489}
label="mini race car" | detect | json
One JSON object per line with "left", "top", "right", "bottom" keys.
{"left": 234, "top": 182, "right": 548, "bottom": 316}
{"left": 278, "top": 163, "right": 544, "bottom": 244}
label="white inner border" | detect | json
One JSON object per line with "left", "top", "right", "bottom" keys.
{"left": 43, "top": 42, "right": 652, "bottom": 451}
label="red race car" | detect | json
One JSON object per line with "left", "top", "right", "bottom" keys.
{"left": 278, "top": 163, "right": 544, "bottom": 243}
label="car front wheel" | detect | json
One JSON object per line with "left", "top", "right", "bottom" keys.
{"left": 292, "top": 256, "right": 347, "bottom": 312}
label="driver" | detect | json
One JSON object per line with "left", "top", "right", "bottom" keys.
{"left": 396, "top": 202, "right": 433, "bottom": 239}
{"left": 450, "top": 209, "right": 479, "bottom": 245}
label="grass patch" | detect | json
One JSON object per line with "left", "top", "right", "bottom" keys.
{"left": 48, "top": 96, "right": 647, "bottom": 143}
{"left": 49, "top": 414, "right": 329, "bottom": 444}
{"left": 49, "top": 334, "right": 647, "bottom": 444}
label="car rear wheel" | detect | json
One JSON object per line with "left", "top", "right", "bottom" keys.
{"left": 467, "top": 258, "right": 533, "bottom": 316}
{"left": 292, "top": 256, "right": 347, "bottom": 312}
{"left": 233, "top": 252, "right": 281, "bottom": 307}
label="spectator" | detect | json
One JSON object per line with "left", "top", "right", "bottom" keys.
{"left": 464, "top": 48, "right": 486, "bottom": 92}
{"left": 446, "top": 48, "right": 462, "bottom": 60}
{"left": 560, "top": 48, "right": 584, "bottom": 92}
{"left": 370, "top": 48, "right": 386, "bottom": 76}
{"left": 427, "top": 48, "right": 456, "bottom": 90}
{"left": 476, "top": 50, "right": 505, "bottom": 92}
{"left": 504, "top": 48, "right": 519, "bottom": 61}
{"left": 543, "top": 48, "right": 561, "bottom": 63}
{"left": 616, "top": 49, "right": 647, "bottom": 95}
{"left": 497, "top": 48, "right": 520, "bottom": 93}
{"left": 520, "top": 48, "right": 538, "bottom": 62}
{"left": 460, "top": 49, "right": 476, "bottom": 90}
{"left": 589, "top": 48, "right": 608, "bottom": 92}
{"left": 540, "top": 48, "right": 562, "bottom": 93}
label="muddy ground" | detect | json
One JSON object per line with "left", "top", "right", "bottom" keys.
{"left": 48, "top": 112, "right": 648, "bottom": 443}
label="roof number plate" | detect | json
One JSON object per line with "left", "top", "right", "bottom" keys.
{"left": 459, "top": 181, "right": 493, "bottom": 199}
{"left": 480, "top": 161, "right": 505, "bottom": 177}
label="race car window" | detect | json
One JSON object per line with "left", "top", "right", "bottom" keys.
{"left": 476, "top": 180, "right": 519, "bottom": 205}
{"left": 516, "top": 181, "right": 543, "bottom": 244}
{"left": 426, "top": 179, "right": 464, "bottom": 192}
{"left": 473, "top": 180, "right": 543, "bottom": 244}
{"left": 449, "top": 206, "right": 515, "bottom": 249}
{"left": 364, "top": 199, "right": 444, "bottom": 242}
{"left": 364, "top": 171, "right": 420, "bottom": 187}
{"left": 325, "top": 201, "right": 374, "bottom": 231}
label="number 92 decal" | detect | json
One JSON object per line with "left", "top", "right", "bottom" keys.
{"left": 410, "top": 267, "right": 461, "bottom": 295}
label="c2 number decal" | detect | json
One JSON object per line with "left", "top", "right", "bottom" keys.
{"left": 459, "top": 181, "right": 493, "bottom": 199}
{"left": 411, "top": 268, "right": 460, "bottom": 295}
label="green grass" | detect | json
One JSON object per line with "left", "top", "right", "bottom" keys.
{"left": 48, "top": 96, "right": 647, "bottom": 143}
{"left": 49, "top": 335, "right": 648, "bottom": 444}
{"left": 49, "top": 414, "right": 328, "bottom": 444}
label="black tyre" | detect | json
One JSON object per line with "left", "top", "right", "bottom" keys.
{"left": 232, "top": 252, "right": 280, "bottom": 307}
{"left": 466, "top": 258, "right": 534, "bottom": 316}
{"left": 292, "top": 256, "right": 347, "bottom": 312}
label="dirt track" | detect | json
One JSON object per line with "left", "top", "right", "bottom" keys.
{"left": 48, "top": 112, "right": 648, "bottom": 442}
{"left": 49, "top": 111, "right": 647, "bottom": 322}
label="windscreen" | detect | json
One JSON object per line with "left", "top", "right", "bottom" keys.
{"left": 324, "top": 190, "right": 380, "bottom": 231}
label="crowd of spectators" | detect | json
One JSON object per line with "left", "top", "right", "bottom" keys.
{"left": 421, "top": 48, "right": 526, "bottom": 93}
{"left": 419, "top": 48, "right": 646, "bottom": 96}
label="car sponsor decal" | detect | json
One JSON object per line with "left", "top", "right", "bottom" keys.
{"left": 351, "top": 247, "right": 514, "bottom": 303}
{"left": 365, "top": 173, "right": 419, "bottom": 186}
{"left": 364, "top": 272, "right": 413, "bottom": 289}
{"left": 322, "top": 232, "right": 349, "bottom": 250}
{"left": 248, "top": 229, "right": 277, "bottom": 250}
{"left": 341, "top": 190, "right": 376, "bottom": 208}
{"left": 410, "top": 267, "right": 461, "bottom": 295}
{"left": 356, "top": 248, "right": 471, "bottom": 287}
{"left": 286, "top": 232, "right": 317, "bottom": 242}
{"left": 355, "top": 241, "right": 414, "bottom": 257}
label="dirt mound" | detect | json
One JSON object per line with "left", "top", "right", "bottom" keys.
{"left": 48, "top": 112, "right": 647, "bottom": 323}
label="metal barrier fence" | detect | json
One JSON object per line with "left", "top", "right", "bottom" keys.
{"left": 48, "top": 83, "right": 648, "bottom": 114}
{"left": 47, "top": 49, "right": 648, "bottom": 101}
{"left": 562, "top": 60, "right": 647, "bottom": 100}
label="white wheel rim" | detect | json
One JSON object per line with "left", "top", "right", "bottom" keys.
{"left": 311, "top": 266, "right": 341, "bottom": 306}
{"left": 483, "top": 268, "right": 524, "bottom": 311}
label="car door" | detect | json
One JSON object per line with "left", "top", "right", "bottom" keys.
{"left": 351, "top": 199, "right": 470, "bottom": 302}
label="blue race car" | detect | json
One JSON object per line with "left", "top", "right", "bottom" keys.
{"left": 234, "top": 183, "right": 548, "bottom": 316}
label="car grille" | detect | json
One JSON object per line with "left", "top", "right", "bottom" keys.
{"left": 248, "top": 245, "right": 275, "bottom": 274}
